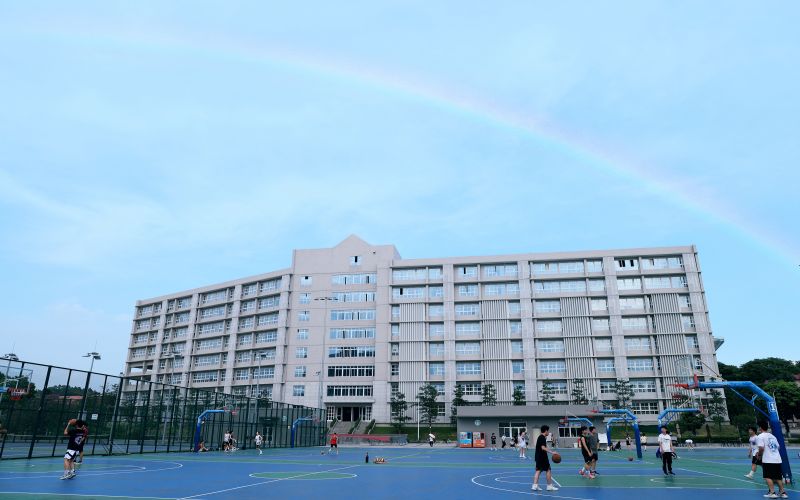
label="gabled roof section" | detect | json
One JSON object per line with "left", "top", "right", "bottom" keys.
{"left": 335, "top": 234, "right": 371, "bottom": 248}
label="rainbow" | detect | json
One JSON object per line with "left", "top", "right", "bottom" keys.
{"left": 45, "top": 26, "right": 798, "bottom": 265}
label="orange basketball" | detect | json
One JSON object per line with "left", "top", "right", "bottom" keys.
{"left": 552, "top": 453, "right": 562, "bottom": 464}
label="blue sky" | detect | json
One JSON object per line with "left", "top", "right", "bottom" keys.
{"left": 0, "top": 1, "right": 797, "bottom": 374}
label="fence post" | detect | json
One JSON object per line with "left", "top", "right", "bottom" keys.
{"left": 27, "top": 366, "right": 52, "bottom": 459}
{"left": 108, "top": 379, "right": 123, "bottom": 455}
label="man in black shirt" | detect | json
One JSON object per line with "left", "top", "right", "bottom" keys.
{"left": 61, "top": 419, "right": 88, "bottom": 480}
{"left": 532, "top": 425, "right": 559, "bottom": 491}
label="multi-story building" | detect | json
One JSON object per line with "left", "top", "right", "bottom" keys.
{"left": 124, "top": 235, "right": 723, "bottom": 423}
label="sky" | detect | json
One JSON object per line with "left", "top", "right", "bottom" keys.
{"left": 0, "top": 1, "right": 798, "bottom": 374}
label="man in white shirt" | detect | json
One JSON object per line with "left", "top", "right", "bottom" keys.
{"left": 657, "top": 426, "right": 675, "bottom": 476}
{"left": 755, "top": 422, "right": 787, "bottom": 499}
{"left": 745, "top": 426, "right": 760, "bottom": 479}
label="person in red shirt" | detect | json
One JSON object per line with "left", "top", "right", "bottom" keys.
{"left": 329, "top": 433, "right": 338, "bottom": 455}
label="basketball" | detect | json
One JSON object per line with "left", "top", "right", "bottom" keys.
{"left": 628, "top": 457, "right": 634, "bottom": 461}
{"left": 552, "top": 453, "right": 561, "bottom": 464}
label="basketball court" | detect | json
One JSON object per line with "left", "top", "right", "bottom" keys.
{"left": 0, "top": 445, "right": 796, "bottom": 499}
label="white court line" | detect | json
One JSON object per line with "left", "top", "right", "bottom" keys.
{"left": 471, "top": 471, "right": 592, "bottom": 500}
{"left": 0, "top": 461, "right": 183, "bottom": 480}
{"left": 0, "top": 492, "right": 174, "bottom": 500}
{"left": 674, "top": 466, "right": 766, "bottom": 486}
{"left": 178, "top": 465, "right": 360, "bottom": 499}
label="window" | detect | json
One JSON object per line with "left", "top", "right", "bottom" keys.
{"left": 299, "top": 293, "right": 311, "bottom": 305}
{"left": 392, "top": 268, "right": 427, "bottom": 281}
{"left": 508, "top": 301, "right": 521, "bottom": 314}
{"left": 625, "top": 337, "right": 651, "bottom": 350}
{"left": 195, "top": 338, "right": 223, "bottom": 350}
{"left": 533, "top": 280, "right": 586, "bottom": 294}
{"left": 536, "top": 320, "right": 562, "bottom": 333}
{"left": 456, "top": 361, "right": 481, "bottom": 375}
{"left": 258, "top": 295, "right": 280, "bottom": 309}
{"left": 685, "top": 335, "right": 699, "bottom": 349}
{"left": 331, "top": 273, "right": 377, "bottom": 285}
{"left": 459, "top": 382, "right": 482, "bottom": 396}
{"left": 391, "top": 305, "right": 400, "bottom": 320}
{"left": 457, "top": 284, "right": 478, "bottom": 297}
{"left": 631, "top": 379, "right": 657, "bottom": 393}
{"left": 681, "top": 315, "right": 696, "bottom": 331}
{"left": 550, "top": 381, "right": 568, "bottom": 395}
{"left": 328, "top": 346, "right": 376, "bottom": 358}
{"left": 236, "top": 333, "right": 253, "bottom": 347}
{"left": 235, "top": 351, "right": 251, "bottom": 363}
{"left": 484, "top": 283, "right": 520, "bottom": 296}
{"left": 329, "top": 328, "right": 376, "bottom": 339}
{"left": 429, "top": 323, "right": 445, "bottom": 336}
{"left": 538, "top": 340, "right": 564, "bottom": 353}
{"left": 391, "top": 363, "right": 399, "bottom": 376}
{"left": 457, "top": 265, "right": 478, "bottom": 277}
{"left": 511, "top": 340, "right": 523, "bottom": 354}
{"left": 432, "top": 382, "right": 445, "bottom": 395}
{"left": 234, "top": 368, "right": 250, "bottom": 381}
{"left": 678, "top": 294, "right": 692, "bottom": 309}
{"left": 350, "top": 255, "right": 361, "bottom": 266}
{"left": 538, "top": 360, "right": 565, "bottom": 373}
{"left": 393, "top": 287, "right": 425, "bottom": 299}
{"left": 240, "top": 300, "right": 256, "bottom": 313}
{"left": 256, "top": 348, "right": 276, "bottom": 360}
{"left": 197, "top": 321, "right": 225, "bottom": 335}
{"left": 641, "top": 256, "right": 683, "bottom": 270}
{"left": 428, "top": 267, "right": 443, "bottom": 279}
{"left": 298, "top": 311, "right": 310, "bottom": 321}
{"left": 619, "top": 297, "right": 645, "bottom": 310}
{"left": 455, "top": 342, "right": 480, "bottom": 355}
{"left": 297, "top": 329, "right": 309, "bottom": 340}
{"left": 615, "top": 258, "right": 639, "bottom": 270}
{"left": 600, "top": 380, "right": 616, "bottom": 394}
{"left": 300, "top": 276, "right": 312, "bottom": 286}
{"left": 429, "top": 362, "right": 445, "bottom": 375}
{"left": 194, "top": 354, "right": 221, "bottom": 367}
{"left": 588, "top": 279, "right": 605, "bottom": 292}
{"left": 587, "top": 260, "right": 603, "bottom": 273}
{"left": 253, "top": 366, "right": 274, "bottom": 379}
{"left": 295, "top": 347, "right": 308, "bottom": 359}
{"left": 590, "top": 298, "right": 607, "bottom": 311}
{"left": 237, "top": 317, "right": 254, "bottom": 331}
{"left": 531, "top": 262, "right": 558, "bottom": 275}
{"left": 257, "top": 313, "right": 278, "bottom": 326}
{"left": 294, "top": 366, "right": 307, "bottom": 377}
{"left": 241, "top": 283, "right": 257, "bottom": 298}
{"left": 455, "top": 322, "right": 480, "bottom": 335}
{"left": 259, "top": 278, "right": 281, "bottom": 293}
{"left": 592, "top": 318, "right": 610, "bottom": 331}
{"left": 630, "top": 401, "right": 659, "bottom": 414}
{"left": 483, "top": 264, "right": 518, "bottom": 277}
{"left": 429, "top": 286, "right": 444, "bottom": 298}
{"left": 201, "top": 289, "right": 228, "bottom": 304}
{"left": 192, "top": 371, "right": 218, "bottom": 383}
{"left": 644, "top": 276, "right": 688, "bottom": 289}
{"left": 509, "top": 320, "right": 522, "bottom": 334}
{"left": 292, "top": 385, "right": 305, "bottom": 397}
{"left": 455, "top": 303, "right": 479, "bottom": 316}
{"left": 617, "top": 278, "right": 641, "bottom": 291}
{"left": 332, "top": 292, "right": 376, "bottom": 302}
{"left": 595, "top": 338, "right": 612, "bottom": 352}
{"left": 535, "top": 300, "right": 561, "bottom": 313}
{"left": 429, "top": 342, "right": 445, "bottom": 356}
{"left": 330, "top": 309, "right": 376, "bottom": 321}
{"left": 391, "top": 324, "right": 399, "bottom": 337}
{"left": 328, "top": 365, "right": 375, "bottom": 377}
{"left": 256, "top": 330, "right": 278, "bottom": 343}
{"left": 621, "top": 317, "right": 647, "bottom": 330}
{"left": 390, "top": 343, "right": 399, "bottom": 356}
{"left": 428, "top": 304, "right": 444, "bottom": 317}
{"left": 693, "top": 356, "right": 703, "bottom": 370}
{"left": 627, "top": 358, "right": 654, "bottom": 371}
{"left": 597, "top": 359, "right": 615, "bottom": 373}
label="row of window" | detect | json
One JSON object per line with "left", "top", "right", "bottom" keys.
{"left": 391, "top": 321, "right": 523, "bottom": 336}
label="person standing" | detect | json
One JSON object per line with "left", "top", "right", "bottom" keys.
{"left": 255, "top": 431, "right": 263, "bottom": 455}
{"left": 329, "top": 432, "right": 339, "bottom": 455}
{"left": 578, "top": 426, "right": 594, "bottom": 478}
{"left": 501, "top": 433, "right": 507, "bottom": 449}
{"left": 61, "top": 419, "right": 87, "bottom": 480}
{"left": 745, "top": 426, "right": 760, "bottom": 479}
{"left": 518, "top": 430, "right": 528, "bottom": 459}
{"left": 625, "top": 433, "right": 631, "bottom": 451}
{"left": 428, "top": 432, "right": 435, "bottom": 447}
{"left": 658, "top": 426, "right": 675, "bottom": 476}
{"left": 640, "top": 432, "right": 647, "bottom": 451}
{"left": 223, "top": 430, "right": 232, "bottom": 452}
{"left": 532, "top": 425, "right": 559, "bottom": 491}
{"left": 756, "top": 421, "right": 788, "bottom": 498}
{"left": 490, "top": 432, "right": 497, "bottom": 451}
{"left": 587, "top": 426, "right": 600, "bottom": 476}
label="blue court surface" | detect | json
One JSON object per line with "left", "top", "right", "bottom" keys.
{"left": 0, "top": 446, "right": 797, "bottom": 499}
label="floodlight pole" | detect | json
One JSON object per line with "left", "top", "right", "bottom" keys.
{"left": 81, "top": 352, "right": 101, "bottom": 417}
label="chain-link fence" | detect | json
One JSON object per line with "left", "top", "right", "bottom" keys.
{"left": 0, "top": 359, "right": 325, "bottom": 459}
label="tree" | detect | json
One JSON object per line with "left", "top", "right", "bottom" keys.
{"left": 541, "top": 381, "right": 556, "bottom": 405}
{"left": 706, "top": 389, "right": 728, "bottom": 430}
{"left": 763, "top": 381, "right": 800, "bottom": 433}
{"left": 482, "top": 383, "right": 497, "bottom": 406}
{"left": 739, "top": 358, "right": 797, "bottom": 386}
{"left": 571, "top": 378, "right": 588, "bottom": 405}
{"left": 680, "top": 411, "right": 706, "bottom": 435}
{"left": 389, "top": 392, "right": 410, "bottom": 433}
{"left": 512, "top": 386, "right": 526, "bottom": 406}
{"left": 613, "top": 379, "right": 634, "bottom": 410}
{"left": 417, "top": 383, "right": 439, "bottom": 431}
{"left": 451, "top": 385, "right": 467, "bottom": 425}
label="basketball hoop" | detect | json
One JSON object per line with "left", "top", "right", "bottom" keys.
{"left": 8, "top": 388, "right": 27, "bottom": 401}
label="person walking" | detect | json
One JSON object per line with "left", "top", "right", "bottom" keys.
{"left": 255, "top": 431, "right": 263, "bottom": 455}
{"left": 658, "top": 426, "right": 675, "bottom": 476}
{"left": 532, "top": 425, "right": 559, "bottom": 491}
{"left": 745, "top": 426, "right": 760, "bottom": 479}
{"left": 428, "top": 432, "right": 435, "bottom": 447}
{"left": 587, "top": 426, "right": 600, "bottom": 476}
{"left": 329, "top": 432, "right": 339, "bottom": 455}
{"left": 490, "top": 432, "right": 497, "bottom": 451}
{"left": 756, "top": 421, "right": 788, "bottom": 498}
{"left": 578, "top": 426, "right": 594, "bottom": 478}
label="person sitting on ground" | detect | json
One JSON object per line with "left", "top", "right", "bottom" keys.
{"left": 196, "top": 440, "right": 209, "bottom": 452}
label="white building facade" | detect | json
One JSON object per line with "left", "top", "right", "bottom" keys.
{"left": 125, "top": 235, "right": 722, "bottom": 424}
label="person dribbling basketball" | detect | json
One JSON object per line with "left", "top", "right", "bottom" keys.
{"left": 532, "top": 425, "right": 558, "bottom": 491}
